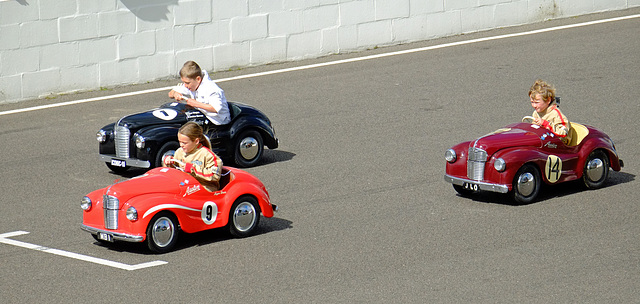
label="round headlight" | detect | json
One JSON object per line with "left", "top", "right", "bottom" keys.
{"left": 81, "top": 196, "right": 92, "bottom": 211}
{"left": 126, "top": 207, "right": 138, "bottom": 221}
{"left": 494, "top": 158, "right": 506, "bottom": 172}
{"left": 445, "top": 149, "right": 457, "bottom": 163}
{"left": 135, "top": 134, "right": 146, "bottom": 149}
{"left": 96, "top": 130, "right": 107, "bottom": 143}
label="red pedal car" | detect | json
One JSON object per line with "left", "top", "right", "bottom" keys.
{"left": 444, "top": 117, "right": 624, "bottom": 204}
{"left": 81, "top": 166, "right": 277, "bottom": 253}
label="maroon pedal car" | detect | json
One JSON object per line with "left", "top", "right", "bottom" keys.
{"left": 444, "top": 116, "right": 624, "bottom": 204}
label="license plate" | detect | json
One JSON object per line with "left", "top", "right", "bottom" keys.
{"left": 98, "top": 232, "right": 114, "bottom": 242}
{"left": 463, "top": 182, "right": 479, "bottom": 191}
{"left": 110, "top": 159, "right": 126, "bottom": 167}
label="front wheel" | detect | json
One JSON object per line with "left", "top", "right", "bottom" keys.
{"left": 233, "top": 130, "right": 264, "bottom": 167}
{"left": 155, "top": 141, "right": 180, "bottom": 168}
{"left": 146, "top": 212, "right": 179, "bottom": 253}
{"left": 583, "top": 150, "right": 609, "bottom": 189}
{"left": 228, "top": 196, "right": 261, "bottom": 238}
{"left": 512, "top": 164, "right": 541, "bottom": 205}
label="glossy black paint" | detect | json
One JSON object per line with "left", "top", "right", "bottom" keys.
{"left": 98, "top": 101, "right": 278, "bottom": 171}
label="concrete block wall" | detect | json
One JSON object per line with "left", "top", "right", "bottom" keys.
{"left": 0, "top": 0, "right": 638, "bottom": 104}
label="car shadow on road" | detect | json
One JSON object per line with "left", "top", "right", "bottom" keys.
{"left": 260, "top": 149, "right": 296, "bottom": 165}
{"left": 456, "top": 170, "right": 635, "bottom": 206}
{"left": 92, "top": 216, "right": 293, "bottom": 255}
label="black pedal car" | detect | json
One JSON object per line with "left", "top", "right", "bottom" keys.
{"left": 97, "top": 101, "right": 278, "bottom": 173}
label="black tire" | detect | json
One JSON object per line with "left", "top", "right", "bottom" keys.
{"left": 583, "top": 150, "right": 609, "bottom": 189}
{"left": 233, "top": 130, "right": 264, "bottom": 168}
{"left": 512, "top": 164, "right": 541, "bottom": 205}
{"left": 228, "top": 196, "right": 261, "bottom": 238}
{"left": 146, "top": 212, "right": 179, "bottom": 253}
{"left": 105, "top": 162, "right": 130, "bottom": 173}
{"left": 155, "top": 141, "right": 180, "bottom": 168}
{"left": 453, "top": 184, "right": 474, "bottom": 197}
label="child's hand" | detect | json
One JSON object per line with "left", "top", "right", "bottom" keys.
{"left": 184, "top": 163, "right": 194, "bottom": 173}
{"left": 533, "top": 117, "right": 543, "bottom": 126}
{"left": 163, "top": 155, "right": 175, "bottom": 166}
{"left": 534, "top": 118, "right": 551, "bottom": 129}
{"left": 172, "top": 92, "right": 184, "bottom": 101}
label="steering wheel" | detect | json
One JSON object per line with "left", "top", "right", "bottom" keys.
{"left": 522, "top": 116, "right": 535, "bottom": 123}
{"left": 170, "top": 158, "right": 186, "bottom": 171}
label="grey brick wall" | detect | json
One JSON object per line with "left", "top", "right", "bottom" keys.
{"left": 0, "top": 0, "right": 638, "bottom": 103}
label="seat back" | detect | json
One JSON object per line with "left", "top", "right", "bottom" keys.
{"left": 218, "top": 167, "right": 234, "bottom": 190}
{"left": 566, "top": 123, "right": 589, "bottom": 146}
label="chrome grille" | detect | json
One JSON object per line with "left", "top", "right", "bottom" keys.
{"left": 103, "top": 195, "right": 119, "bottom": 230}
{"left": 115, "top": 125, "right": 130, "bottom": 158}
{"left": 467, "top": 147, "right": 488, "bottom": 181}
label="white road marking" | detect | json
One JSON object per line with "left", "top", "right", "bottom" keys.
{"left": 0, "top": 13, "right": 638, "bottom": 117}
{"left": 0, "top": 231, "right": 167, "bottom": 271}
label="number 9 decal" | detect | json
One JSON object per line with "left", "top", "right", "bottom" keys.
{"left": 152, "top": 109, "right": 178, "bottom": 120}
{"left": 545, "top": 155, "right": 562, "bottom": 183}
{"left": 201, "top": 201, "right": 218, "bottom": 225}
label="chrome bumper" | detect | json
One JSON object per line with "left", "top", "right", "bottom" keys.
{"left": 444, "top": 174, "right": 510, "bottom": 194}
{"left": 81, "top": 224, "right": 145, "bottom": 243}
{"left": 99, "top": 154, "right": 151, "bottom": 168}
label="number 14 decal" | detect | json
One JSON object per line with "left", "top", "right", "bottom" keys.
{"left": 545, "top": 155, "right": 562, "bottom": 183}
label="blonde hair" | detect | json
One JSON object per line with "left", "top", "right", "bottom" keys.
{"left": 179, "top": 61, "right": 203, "bottom": 80}
{"left": 178, "top": 122, "right": 211, "bottom": 149}
{"left": 529, "top": 79, "right": 556, "bottom": 104}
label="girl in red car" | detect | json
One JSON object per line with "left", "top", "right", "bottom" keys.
{"left": 529, "top": 79, "right": 572, "bottom": 144}
{"left": 163, "top": 122, "right": 223, "bottom": 191}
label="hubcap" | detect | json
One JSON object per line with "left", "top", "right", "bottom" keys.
{"left": 233, "top": 202, "right": 256, "bottom": 232}
{"left": 516, "top": 172, "right": 535, "bottom": 197}
{"left": 151, "top": 217, "right": 174, "bottom": 247}
{"left": 586, "top": 158, "right": 604, "bottom": 182}
{"left": 161, "top": 150, "right": 176, "bottom": 160}
{"left": 239, "top": 137, "right": 259, "bottom": 160}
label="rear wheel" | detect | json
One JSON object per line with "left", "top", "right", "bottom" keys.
{"left": 583, "top": 150, "right": 609, "bottom": 189}
{"left": 233, "top": 130, "right": 264, "bottom": 167}
{"left": 146, "top": 212, "right": 179, "bottom": 253}
{"left": 512, "top": 164, "right": 541, "bottom": 204}
{"left": 228, "top": 196, "right": 261, "bottom": 238}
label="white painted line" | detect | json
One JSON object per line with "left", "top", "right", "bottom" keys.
{"left": 1, "top": 13, "right": 638, "bottom": 117}
{"left": 0, "top": 231, "right": 168, "bottom": 271}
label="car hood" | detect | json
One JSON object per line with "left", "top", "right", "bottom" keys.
{"left": 104, "top": 168, "right": 185, "bottom": 207}
{"left": 117, "top": 102, "right": 200, "bottom": 129}
{"left": 469, "top": 124, "right": 542, "bottom": 156}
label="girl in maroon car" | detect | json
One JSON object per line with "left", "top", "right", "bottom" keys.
{"left": 529, "top": 79, "right": 572, "bottom": 144}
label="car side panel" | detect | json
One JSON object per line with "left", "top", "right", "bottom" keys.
{"left": 231, "top": 115, "right": 278, "bottom": 149}
{"left": 98, "top": 123, "right": 116, "bottom": 155}
{"left": 222, "top": 179, "right": 274, "bottom": 219}
{"left": 126, "top": 192, "right": 232, "bottom": 234}
{"left": 575, "top": 137, "right": 619, "bottom": 173}
{"left": 444, "top": 141, "right": 471, "bottom": 178}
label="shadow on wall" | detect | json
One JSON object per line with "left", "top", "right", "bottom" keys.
{"left": 120, "top": 0, "right": 179, "bottom": 22}
{"left": 16, "top": 0, "right": 29, "bottom": 5}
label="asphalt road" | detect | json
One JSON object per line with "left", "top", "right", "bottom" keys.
{"left": 1, "top": 8, "right": 639, "bottom": 303}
